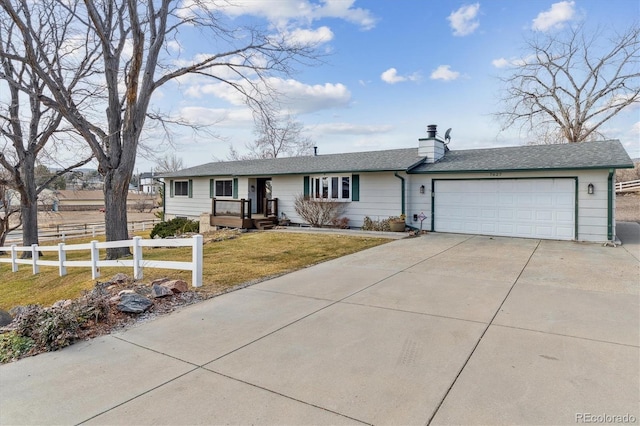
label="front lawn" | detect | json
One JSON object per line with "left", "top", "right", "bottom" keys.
{"left": 0, "top": 231, "right": 390, "bottom": 310}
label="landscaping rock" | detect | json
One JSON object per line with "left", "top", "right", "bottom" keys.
{"left": 117, "top": 294, "right": 152, "bottom": 313}
{"left": 163, "top": 279, "right": 188, "bottom": 294}
{"left": 8, "top": 306, "right": 26, "bottom": 319}
{"left": 151, "top": 277, "right": 170, "bottom": 286}
{"left": 110, "top": 273, "right": 130, "bottom": 284}
{"left": 118, "top": 289, "right": 136, "bottom": 296}
{"left": 52, "top": 299, "right": 73, "bottom": 309}
{"left": 151, "top": 284, "right": 173, "bottom": 298}
{"left": 0, "top": 309, "right": 13, "bottom": 326}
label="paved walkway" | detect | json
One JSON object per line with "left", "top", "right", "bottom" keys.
{"left": 1, "top": 226, "right": 638, "bottom": 425}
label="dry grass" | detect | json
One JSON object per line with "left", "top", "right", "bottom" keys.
{"left": 0, "top": 231, "right": 390, "bottom": 310}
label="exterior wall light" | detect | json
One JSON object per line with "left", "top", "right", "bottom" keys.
{"left": 420, "top": 185, "right": 425, "bottom": 194}
{"left": 587, "top": 183, "right": 594, "bottom": 195}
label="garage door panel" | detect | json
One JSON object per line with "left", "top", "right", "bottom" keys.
{"left": 434, "top": 179, "right": 575, "bottom": 240}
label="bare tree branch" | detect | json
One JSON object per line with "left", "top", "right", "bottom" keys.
{"left": 495, "top": 24, "right": 640, "bottom": 144}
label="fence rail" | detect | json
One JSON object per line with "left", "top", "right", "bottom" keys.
{"left": 0, "top": 235, "right": 203, "bottom": 287}
{"left": 616, "top": 179, "right": 640, "bottom": 193}
{"left": 4, "top": 219, "right": 159, "bottom": 245}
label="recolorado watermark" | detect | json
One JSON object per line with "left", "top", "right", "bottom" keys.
{"left": 576, "top": 413, "right": 637, "bottom": 424}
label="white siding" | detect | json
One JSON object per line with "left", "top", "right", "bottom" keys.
{"left": 272, "top": 172, "right": 404, "bottom": 228}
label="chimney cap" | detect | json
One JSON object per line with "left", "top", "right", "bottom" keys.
{"left": 426, "top": 124, "right": 437, "bottom": 138}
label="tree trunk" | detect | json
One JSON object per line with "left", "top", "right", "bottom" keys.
{"left": 103, "top": 169, "right": 131, "bottom": 259}
{"left": 19, "top": 154, "right": 39, "bottom": 258}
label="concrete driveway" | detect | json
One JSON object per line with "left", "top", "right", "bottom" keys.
{"left": 1, "top": 226, "right": 638, "bottom": 425}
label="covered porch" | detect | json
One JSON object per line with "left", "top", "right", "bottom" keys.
{"left": 210, "top": 198, "right": 279, "bottom": 230}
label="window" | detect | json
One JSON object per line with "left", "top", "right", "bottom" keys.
{"left": 215, "top": 180, "right": 233, "bottom": 197}
{"left": 174, "top": 181, "right": 189, "bottom": 196}
{"left": 310, "top": 176, "right": 350, "bottom": 200}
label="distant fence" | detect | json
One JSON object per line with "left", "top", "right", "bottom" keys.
{"left": 0, "top": 235, "right": 203, "bottom": 287}
{"left": 5, "top": 220, "right": 159, "bottom": 244}
{"left": 616, "top": 179, "right": 640, "bottom": 193}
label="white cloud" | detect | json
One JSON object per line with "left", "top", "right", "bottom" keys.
{"left": 179, "top": 106, "right": 253, "bottom": 127}
{"left": 447, "top": 3, "right": 480, "bottom": 37}
{"left": 167, "top": 40, "right": 182, "bottom": 53}
{"left": 184, "top": 77, "right": 351, "bottom": 114}
{"left": 282, "top": 26, "right": 334, "bottom": 46}
{"left": 491, "top": 58, "right": 510, "bottom": 69}
{"left": 430, "top": 65, "right": 460, "bottom": 81}
{"left": 179, "top": 0, "right": 377, "bottom": 30}
{"left": 313, "top": 122, "right": 393, "bottom": 135}
{"left": 532, "top": 1, "right": 575, "bottom": 31}
{"left": 380, "top": 68, "right": 420, "bottom": 84}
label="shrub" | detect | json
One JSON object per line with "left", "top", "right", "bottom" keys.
{"left": 293, "top": 194, "right": 348, "bottom": 227}
{"left": 0, "top": 332, "right": 35, "bottom": 363}
{"left": 362, "top": 216, "right": 391, "bottom": 232}
{"left": 150, "top": 217, "right": 199, "bottom": 238}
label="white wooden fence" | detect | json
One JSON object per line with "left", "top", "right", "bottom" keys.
{"left": 616, "top": 179, "right": 640, "bottom": 193}
{"left": 0, "top": 235, "right": 203, "bottom": 287}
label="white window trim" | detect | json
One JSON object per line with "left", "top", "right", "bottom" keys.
{"left": 310, "top": 175, "right": 351, "bottom": 201}
{"left": 174, "top": 180, "right": 189, "bottom": 197}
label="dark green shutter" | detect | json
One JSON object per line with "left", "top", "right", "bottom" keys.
{"left": 232, "top": 178, "right": 238, "bottom": 199}
{"left": 169, "top": 180, "right": 174, "bottom": 197}
{"left": 352, "top": 174, "right": 359, "bottom": 201}
{"left": 188, "top": 179, "right": 193, "bottom": 198}
{"left": 209, "top": 179, "right": 214, "bottom": 198}
{"left": 303, "top": 176, "right": 310, "bottom": 197}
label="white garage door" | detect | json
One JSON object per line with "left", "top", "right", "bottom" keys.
{"left": 434, "top": 179, "right": 575, "bottom": 240}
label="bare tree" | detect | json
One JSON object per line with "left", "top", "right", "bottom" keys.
{"left": 0, "top": 182, "right": 22, "bottom": 251}
{"left": 155, "top": 154, "right": 184, "bottom": 173}
{"left": 496, "top": 24, "right": 640, "bottom": 144}
{"left": 0, "top": 13, "right": 92, "bottom": 252}
{"left": 0, "top": 0, "right": 320, "bottom": 258}
{"left": 228, "top": 113, "right": 314, "bottom": 160}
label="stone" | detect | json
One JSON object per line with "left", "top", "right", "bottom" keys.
{"left": 110, "top": 273, "right": 130, "bottom": 284}
{"left": 52, "top": 299, "right": 73, "bottom": 309}
{"left": 117, "top": 294, "right": 153, "bottom": 314}
{"left": 163, "top": 279, "right": 188, "bottom": 294}
{"left": 8, "top": 306, "right": 26, "bottom": 319}
{"left": 151, "top": 284, "right": 173, "bottom": 298}
{"left": 151, "top": 277, "right": 170, "bottom": 286}
{"left": 118, "top": 289, "right": 136, "bottom": 297}
{"left": 0, "top": 309, "right": 13, "bottom": 327}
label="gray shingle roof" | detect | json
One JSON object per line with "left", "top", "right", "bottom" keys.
{"left": 159, "top": 148, "right": 425, "bottom": 178}
{"left": 408, "top": 140, "right": 633, "bottom": 174}
{"left": 159, "top": 139, "right": 633, "bottom": 178}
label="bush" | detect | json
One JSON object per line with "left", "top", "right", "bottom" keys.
{"left": 293, "top": 194, "right": 347, "bottom": 227}
{"left": 0, "top": 332, "right": 35, "bottom": 363}
{"left": 150, "top": 217, "right": 199, "bottom": 239}
{"left": 361, "top": 216, "right": 391, "bottom": 232}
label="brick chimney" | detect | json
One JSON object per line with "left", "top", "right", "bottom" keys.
{"left": 418, "top": 124, "right": 445, "bottom": 163}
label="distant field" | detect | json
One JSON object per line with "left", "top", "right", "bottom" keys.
{"left": 616, "top": 193, "right": 640, "bottom": 222}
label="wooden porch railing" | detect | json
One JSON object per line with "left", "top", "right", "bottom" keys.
{"left": 264, "top": 198, "right": 278, "bottom": 217}
{"left": 212, "top": 198, "right": 252, "bottom": 218}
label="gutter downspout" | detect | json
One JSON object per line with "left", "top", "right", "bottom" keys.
{"left": 154, "top": 178, "right": 166, "bottom": 222}
{"left": 607, "top": 169, "right": 613, "bottom": 241}
{"left": 394, "top": 171, "right": 406, "bottom": 218}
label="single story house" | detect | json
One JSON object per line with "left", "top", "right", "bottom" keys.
{"left": 159, "top": 125, "right": 633, "bottom": 242}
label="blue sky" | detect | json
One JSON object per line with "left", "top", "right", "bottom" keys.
{"left": 140, "top": 0, "right": 640, "bottom": 171}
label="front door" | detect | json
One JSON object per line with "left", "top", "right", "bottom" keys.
{"left": 256, "top": 178, "right": 272, "bottom": 214}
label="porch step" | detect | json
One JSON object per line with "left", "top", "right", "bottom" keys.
{"left": 254, "top": 219, "right": 276, "bottom": 230}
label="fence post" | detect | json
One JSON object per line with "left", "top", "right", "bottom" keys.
{"left": 92, "top": 226, "right": 96, "bottom": 237}
{"left": 10, "top": 244, "right": 18, "bottom": 272}
{"left": 132, "top": 236, "right": 143, "bottom": 280}
{"left": 191, "top": 234, "right": 203, "bottom": 287}
{"left": 61, "top": 232, "right": 66, "bottom": 243}
{"left": 142, "top": 222, "right": 146, "bottom": 231}
{"left": 31, "top": 244, "right": 39, "bottom": 274}
{"left": 90, "top": 240, "right": 100, "bottom": 279}
{"left": 58, "top": 243, "right": 67, "bottom": 276}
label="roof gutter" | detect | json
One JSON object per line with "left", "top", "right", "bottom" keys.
{"left": 394, "top": 172, "right": 405, "bottom": 216}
